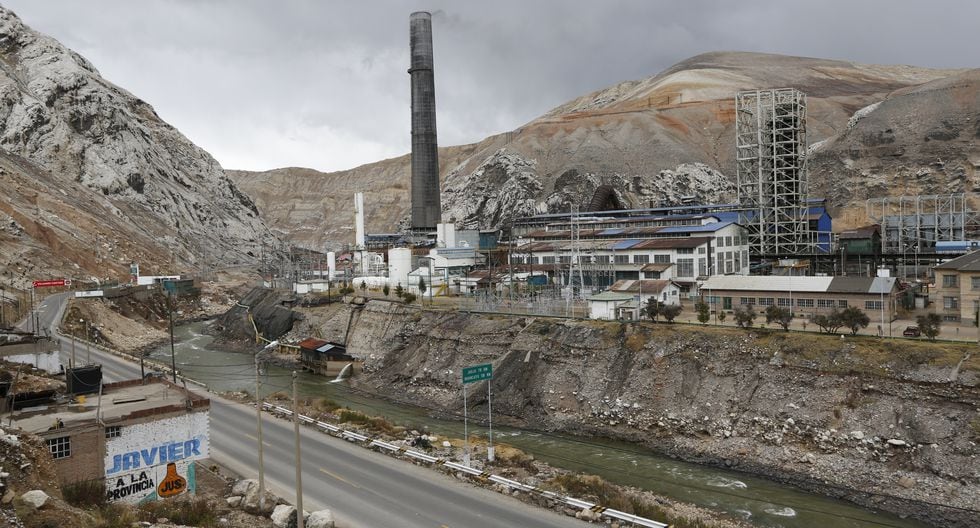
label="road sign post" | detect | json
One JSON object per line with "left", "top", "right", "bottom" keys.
{"left": 462, "top": 363, "right": 493, "bottom": 465}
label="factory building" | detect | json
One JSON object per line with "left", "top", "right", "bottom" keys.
{"left": 510, "top": 214, "right": 751, "bottom": 292}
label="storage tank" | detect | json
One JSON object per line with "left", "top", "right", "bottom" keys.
{"left": 388, "top": 248, "right": 413, "bottom": 290}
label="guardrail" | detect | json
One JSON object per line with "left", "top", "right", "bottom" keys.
{"left": 263, "top": 402, "right": 669, "bottom": 528}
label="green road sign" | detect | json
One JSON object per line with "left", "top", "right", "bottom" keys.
{"left": 462, "top": 363, "right": 492, "bottom": 384}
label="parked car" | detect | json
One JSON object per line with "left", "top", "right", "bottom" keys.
{"left": 903, "top": 326, "right": 921, "bottom": 337}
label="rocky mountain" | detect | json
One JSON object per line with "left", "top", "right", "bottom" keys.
{"left": 0, "top": 7, "right": 274, "bottom": 288}
{"left": 231, "top": 51, "right": 977, "bottom": 249}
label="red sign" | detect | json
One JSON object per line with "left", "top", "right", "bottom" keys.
{"left": 32, "top": 279, "right": 67, "bottom": 288}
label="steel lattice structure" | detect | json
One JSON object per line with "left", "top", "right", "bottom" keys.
{"left": 866, "top": 194, "right": 980, "bottom": 253}
{"left": 736, "top": 88, "right": 812, "bottom": 256}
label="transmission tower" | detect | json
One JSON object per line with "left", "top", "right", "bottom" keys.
{"left": 736, "top": 88, "right": 812, "bottom": 256}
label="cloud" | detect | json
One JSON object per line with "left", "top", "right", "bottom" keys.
{"left": 4, "top": 0, "right": 978, "bottom": 173}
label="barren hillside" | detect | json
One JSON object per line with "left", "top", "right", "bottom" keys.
{"left": 0, "top": 7, "right": 275, "bottom": 287}
{"left": 230, "top": 51, "right": 977, "bottom": 248}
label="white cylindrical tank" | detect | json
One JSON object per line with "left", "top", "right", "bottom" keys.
{"left": 327, "top": 251, "right": 336, "bottom": 280}
{"left": 388, "top": 248, "right": 412, "bottom": 290}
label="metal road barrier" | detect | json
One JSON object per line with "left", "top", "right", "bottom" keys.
{"left": 264, "top": 402, "right": 670, "bottom": 528}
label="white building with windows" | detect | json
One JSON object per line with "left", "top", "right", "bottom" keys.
{"left": 512, "top": 216, "right": 750, "bottom": 293}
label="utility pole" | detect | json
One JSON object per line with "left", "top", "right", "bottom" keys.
{"left": 168, "top": 290, "right": 177, "bottom": 383}
{"left": 292, "top": 371, "right": 304, "bottom": 528}
{"left": 254, "top": 343, "right": 272, "bottom": 513}
{"left": 70, "top": 325, "right": 76, "bottom": 369}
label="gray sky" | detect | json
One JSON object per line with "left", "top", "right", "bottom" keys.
{"left": 5, "top": 0, "right": 978, "bottom": 173}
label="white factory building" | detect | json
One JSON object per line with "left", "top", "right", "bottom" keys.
{"left": 511, "top": 214, "right": 750, "bottom": 292}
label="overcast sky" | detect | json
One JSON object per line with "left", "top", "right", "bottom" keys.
{"left": 5, "top": 0, "right": 978, "bottom": 173}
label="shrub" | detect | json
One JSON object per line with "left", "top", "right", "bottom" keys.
{"left": 382, "top": 284, "right": 390, "bottom": 297}
{"left": 695, "top": 300, "right": 710, "bottom": 325}
{"left": 395, "top": 283, "right": 404, "bottom": 298}
{"left": 138, "top": 496, "right": 216, "bottom": 527}
{"left": 733, "top": 305, "right": 756, "bottom": 328}
{"left": 764, "top": 305, "right": 793, "bottom": 331}
{"left": 643, "top": 298, "right": 661, "bottom": 322}
{"left": 63, "top": 478, "right": 106, "bottom": 508}
{"left": 916, "top": 313, "right": 942, "bottom": 341}
{"left": 402, "top": 292, "right": 417, "bottom": 304}
{"left": 661, "top": 303, "right": 682, "bottom": 323}
{"left": 840, "top": 306, "right": 871, "bottom": 335}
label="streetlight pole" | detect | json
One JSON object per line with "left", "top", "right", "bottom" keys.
{"left": 255, "top": 340, "right": 277, "bottom": 513}
{"left": 292, "top": 371, "right": 305, "bottom": 528}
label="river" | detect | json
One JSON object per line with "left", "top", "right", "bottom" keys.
{"left": 149, "top": 321, "right": 931, "bottom": 528}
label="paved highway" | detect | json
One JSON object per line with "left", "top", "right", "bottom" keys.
{"left": 29, "top": 294, "right": 589, "bottom": 528}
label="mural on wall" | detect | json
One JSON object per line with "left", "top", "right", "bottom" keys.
{"left": 103, "top": 412, "right": 209, "bottom": 504}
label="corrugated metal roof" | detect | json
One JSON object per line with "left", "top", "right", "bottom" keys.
{"left": 610, "top": 279, "right": 675, "bottom": 294}
{"left": 641, "top": 263, "right": 674, "bottom": 272}
{"left": 659, "top": 221, "right": 734, "bottom": 233}
{"left": 700, "top": 275, "right": 834, "bottom": 293}
{"left": 934, "top": 250, "right": 980, "bottom": 271}
{"left": 611, "top": 239, "right": 643, "bottom": 250}
{"left": 588, "top": 291, "right": 635, "bottom": 301}
{"left": 631, "top": 237, "right": 710, "bottom": 250}
{"left": 599, "top": 228, "right": 625, "bottom": 236}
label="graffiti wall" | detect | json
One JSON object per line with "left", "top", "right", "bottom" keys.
{"left": 104, "top": 412, "right": 209, "bottom": 504}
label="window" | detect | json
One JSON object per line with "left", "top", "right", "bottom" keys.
{"left": 47, "top": 436, "right": 71, "bottom": 459}
{"left": 777, "top": 298, "right": 792, "bottom": 307}
{"left": 943, "top": 296, "right": 959, "bottom": 310}
{"left": 698, "top": 258, "right": 706, "bottom": 277}
{"left": 595, "top": 255, "right": 610, "bottom": 264}
{"left": 942, "top": 314, "right": 961, "bottom": 322}
{"left": 972, "top": 277, "right": 980, "bottom": 290}
{"left": 633, "top": 254, "right": 649, "bottom": 264}
{"left": 614, "top": 254, "right": 629, "bottom": 264}
{"left": 558, "top": 256, "right": 571, "bottom": 264}
{"left": 838, "top": 300, "right": 848, "bottom": 308}
{"left": 725, "top": 236, "right": 733, "bottom": 246}
{"left": 677, "top": 248, "right": 694, "bottom": 254}
{"left": 105, "top": 426, "right": 121, "bottom": 439}
{"left": 943, "top": 274, "right": 959, "bottom": 288}
{"left": 542, "top": 256, "right": 555, "bottom": 264}
{"left": 676, "top": 258, "right": 694, "bottom": 277}
{"left": 739, "top": 297, "right": 755, "bottom": 306}
{"left": 758, "top": 297, "right": 774, "bottom": 306}
{"left": 653, "top": 254, "right": 671, "bottom": 264}
{"left": 698, "top": 247, "right": 706, "bottom": 254}
{"left": 706, "top": 295, "right": 719, "bottom": 305}
{"left": 817, "top": 299, "right": 835, "bottom": 308}
{"left": 796, "top": 298, "right": 815, "bottom": 308}
{"left": 716, "top": 236, "right": 725, "bottom": 247}
{"left": 866, "top": 300, "right": 884, "bottom": 311}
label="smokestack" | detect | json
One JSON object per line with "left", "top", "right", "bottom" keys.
{"left": 409, "top": 11, "right": 441, "bottom": 231}
{"left": 354, "top": 192, "right": 365, "bottom": 248}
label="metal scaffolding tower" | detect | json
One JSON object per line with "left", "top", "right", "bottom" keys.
{"left": 736, "top": 88, "right": 812, "bottom": 256}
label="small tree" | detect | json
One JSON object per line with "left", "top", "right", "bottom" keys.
{"left": 765, "top": 305, "right": 793, "bottom": 331}
{"left": 717, "top": 310, "right": 727, "bottom": 323}
{"left": 661, "top": 303, "right": 682, "bottom": 323}
{"left": 733, "top": 305, "right": 756, "bottom": 329}
{"left": 360, "top": 280, "right": 367, "bottom": 292}
{"left": 813, "top": 308, "right": 845, "bottom": 334}
{"left": 644, "top": 297, "right": 662, "bottom": 322}
{"left": 402, "top": 292, "right": 417, "bottom": 304}
{"left": 695, "top": 300, "right": 710, "bottom": 325}
{"left": 382, "top": 283, "right": 390, "bottom": 297}
{"left": 395, "top": 282, "right": 404, "bottom": 298}
{"left": 916, "top": 313, "right": 942, "bottom": 341}
{"left": 418, "top": 276, "right": 427, "bottom": 297}
{"left": 840, "top": 306, "right": 871, "bottom": 335}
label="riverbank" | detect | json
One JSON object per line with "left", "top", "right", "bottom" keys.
{"left": 326, "top": 299, "right": 977, "bottom": 528}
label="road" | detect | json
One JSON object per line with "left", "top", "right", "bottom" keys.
{"left": 28, "top": 293, "right": 589, "bottom": 528}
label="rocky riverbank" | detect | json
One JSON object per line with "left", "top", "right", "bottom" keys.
{"left": 329, "top": 300, "right": 978, "bottom": 528}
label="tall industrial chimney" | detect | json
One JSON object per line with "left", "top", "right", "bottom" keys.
{"left": 409, "top": 11, "right": 441, "bottom": 231}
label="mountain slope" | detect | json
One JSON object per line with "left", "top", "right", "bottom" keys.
{"left": 0, "top": 7, "right": 274, "bottom": 286}
{"left": 229, "top": 51, "right": 976, "bottom": 248}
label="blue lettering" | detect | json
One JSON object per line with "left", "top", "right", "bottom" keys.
{"left": 107, "top": 438, "right": 204, "bottom": 475}
{"left": 140, "top": 447, "right": 157, "bottom": 467}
